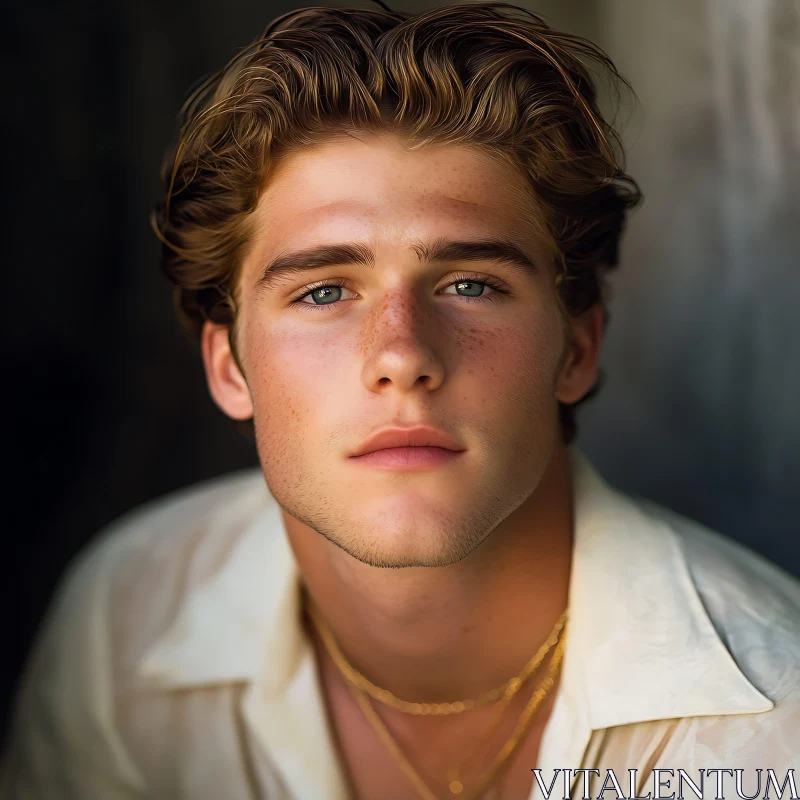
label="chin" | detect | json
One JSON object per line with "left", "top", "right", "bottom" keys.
{"left": 329, "top": 506, "right": 492, "bottom": 569}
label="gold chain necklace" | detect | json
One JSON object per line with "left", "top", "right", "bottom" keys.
{"left": 305, "top": 597, "right": 567, "bottom": 799}
{"left": 307, "top": 600, "right": 568, "bottom": 716}
{"left": 346, "top": 628, "right": 566, "bottom": 800}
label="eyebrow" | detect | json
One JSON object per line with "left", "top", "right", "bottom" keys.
{"left": 254, "top": 238, "right": 540, "bottom": 291}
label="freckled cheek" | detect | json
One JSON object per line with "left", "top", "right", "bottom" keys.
{"left": 244, "top": 321, "right": 353, "bottom": 426}
{"left": 452, "top": 312, "right": 562, "bottom": 405}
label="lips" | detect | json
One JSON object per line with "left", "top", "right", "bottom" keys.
{"left": 349, "top": 426, "right": 465, "bottom": 458}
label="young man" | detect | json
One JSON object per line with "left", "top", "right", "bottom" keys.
{"left": 3, "top": 4, "right": 798, "bottom": 799}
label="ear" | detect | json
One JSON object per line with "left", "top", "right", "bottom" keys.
{"left": 554, "top": 304, "right": 604, "bottom": 405}
{"left": 200, "top": 321, "right": 254, "bottom": 420}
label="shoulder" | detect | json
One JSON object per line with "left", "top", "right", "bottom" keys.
{"left": 1, "top": 468, "right": 271, "bottom": 795}
{"left": 67, "top": 467, "right": 273, "bottom": 669}
{"left": 93, "top": 466, "right": 270, "bottom": 574}
{"left": 635, "top": 498, "right": 800, "bottom": 657}
{"left": 635, "top": 496, "right": 800, "bottom": 746}
{"left": 52, "top": 467, "right": 271, "bottom": 634}
{"left": 92, "top": 466, "right": 270, "bottom": 568}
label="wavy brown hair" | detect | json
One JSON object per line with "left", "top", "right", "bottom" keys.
{"left": 151, "top": 2, "right": 642, "bottom": 444}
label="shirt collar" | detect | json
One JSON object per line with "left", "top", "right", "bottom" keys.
{"left": 564, "top": 448, "right": 773, "bottom": 728}
{"left": 137, "top": 495, "right": 304, "bottom": 694}
{"left": 137, "top": 447, "right": 773, "bottom": 727}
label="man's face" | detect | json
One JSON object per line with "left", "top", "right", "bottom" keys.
{"left": 228, "top": 134, "right": 575, "bottom": 568}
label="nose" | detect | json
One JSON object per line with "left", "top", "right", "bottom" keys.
{"left": 359, "top": 291, "right": 445, "bottom": 395}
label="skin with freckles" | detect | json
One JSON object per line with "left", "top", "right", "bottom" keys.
{"left": 201, "top": 132, "right": 603, "bottom": 798}
{"left": 210, "top": 133, "right": 579, "bottom": 569}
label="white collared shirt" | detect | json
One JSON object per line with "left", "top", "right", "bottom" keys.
{"left": 2, "top": 449, "right": 798, "bottom": 799}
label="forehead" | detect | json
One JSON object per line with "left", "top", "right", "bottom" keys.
{"left": 243, "top": 134, "right": 550, "bottom": 276}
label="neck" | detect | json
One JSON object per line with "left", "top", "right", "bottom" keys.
{"left": 282, "top": 443, "right": 574, "bottom": 703}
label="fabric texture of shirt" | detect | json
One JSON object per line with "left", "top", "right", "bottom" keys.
{"left": 2, "top": 448, "right": 798, "bottom": 799}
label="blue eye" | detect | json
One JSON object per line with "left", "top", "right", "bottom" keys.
{"left": 290, "top": 274, "right": 508, "bottom": 312}
{"left": 443, "top": 280, "right": 488, "bottom": 297}
{"left": 301, "top": 286, "right": 347, "bottom": 305}
{"left": 294, "top": 281, "right": 357, "bottom": 308}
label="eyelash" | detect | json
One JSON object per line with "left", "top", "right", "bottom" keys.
{"left": 288, "top": 272, "right": 510, "bottom": 312}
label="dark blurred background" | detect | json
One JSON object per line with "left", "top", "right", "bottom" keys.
{"left": 3, "top": 0, "right": 799, "bottom": 742}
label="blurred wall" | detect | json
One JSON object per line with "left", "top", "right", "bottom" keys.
{"left": 578, "top": 0, "right": 800, "bottom": 568}
{"left": 4, "top": 0, "right": 798, "bottom": 737}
